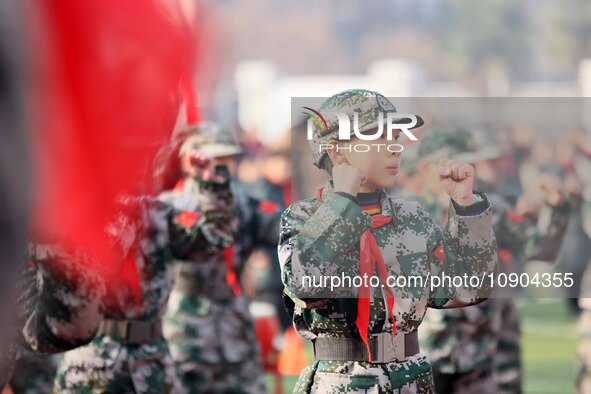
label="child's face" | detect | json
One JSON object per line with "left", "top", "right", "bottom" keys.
{"left": 329, "top": 130, "right": 402, "bottom": 190}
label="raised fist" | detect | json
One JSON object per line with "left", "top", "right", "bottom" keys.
{"left": 438, "top": 159, "right": 475, "bottom": 206}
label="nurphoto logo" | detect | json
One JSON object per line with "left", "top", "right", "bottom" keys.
{"left": 304, "top": 107, "right": 420, "bottom": 153}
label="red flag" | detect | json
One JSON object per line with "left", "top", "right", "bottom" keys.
{"left": 27, "top": 0, "right": 198, "bottom": 306}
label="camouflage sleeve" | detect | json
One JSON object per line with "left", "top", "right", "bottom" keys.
{"left": 427, "top": 193, "right": 498, "bottom": 309}
{"left": 166, "top": 177, "right": 236, "bottom": 258}
{"left": 521, "top": 201, "right": 570, "bottom": 261}
{"left": 490, "top": 193, "right": 569, "bottom": 263}
{"left": 252, "top": 199, "right": 282, "bottom": 247}
{"left": 489, "top": 194, "right": 528, "bottom": 263}
{"left": 22, "top": 244, "right": 104, "bottom": 353}
{"left": 278, "top": 195, "right": 371, "bottom": 308}
{"left": 234, "top": 196, "right": 281, "bottom": 274}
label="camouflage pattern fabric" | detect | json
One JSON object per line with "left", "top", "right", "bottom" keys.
{"left": 163, "top": 177, "right": 269, "bottom": 394}
{"left": 54, "top": 336, "right": 177, "bottom": 394}
{"left": 232, "top": 179, "right": 282, "bottom": 278}
{"left": 295, "top": 357, "right": 435, "bottom": 394}
{"left": 307, "top": 89, "right": 422, "bottom": 168}
{"left": 54, "top": 177, "right": 234, "bottom": 394}
{"left": 431, "top": 365, "right": 494, "bottom": 394}
{"left": 494, "top": 297, "right": 522, "bottom": 394}
{"left": 279, "top": 181, "right": 498, "bottom": 393}
{"left": 164, "top": 294, "right": 266, "bottom": 393}
{"left": 556, "top": 195, "right": 591, "bottom": 311}
{"left": 246, "top": 177, "right": 293, "bottom": 329}
{"left": 419, "top": 188, "right": 569, "bottom": 394}
{"left": 9, "top": 349, "right": 59, "bottom": 394}
{"left": 23, "top": 244, "right": 106, "bottom": 354}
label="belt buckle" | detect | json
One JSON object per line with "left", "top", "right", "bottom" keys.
{"left": 126, "top": 321, "right": 151, "bottom": 345}
{"left": 371, "top": 332, "right": 404, "bottom": 363}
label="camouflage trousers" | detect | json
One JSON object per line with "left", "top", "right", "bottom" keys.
{"left": 163, "top": 291, "right": 266, "bottom": 393}
{"left": 494, "top": 297, "right": 522, "bottom": 394}
{"left": 432, "top": 366, "right": 495, "bottom": 394}
{"left": 53, "top": 335, "right": 177, "bottom": 393}
{"left": 422, "top": 297, "right": 521, "bottom": 394}
{"left": 293, "top": 355, "right": 435, "bottom": 394}
{"left": 10, "top": 349, "right": 59, "bottom": 394}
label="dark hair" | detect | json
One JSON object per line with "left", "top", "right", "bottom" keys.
{"left": 318, "top": 154, "right": 333, "bottom": 176}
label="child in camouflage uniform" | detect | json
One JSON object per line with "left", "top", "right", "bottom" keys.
{"left": 279, "top": 89, "right": 498, "bottom": 393}
{"left": 9, "top": 244, "right": 101, "bottom": 394}
{"left": 18, "top": 243, "right": 105, "bottom": 355}
{"left": 415, "top": 127, "right": 569, "bottom": 394}
{"left": 162, "top": 123, "right": 270, "bottom": 393}
{"left": 52, "top": 146, "right": 234, "bottom": 393}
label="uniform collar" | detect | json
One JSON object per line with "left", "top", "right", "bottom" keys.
{"left": 320, "top": 181, "right": 395, "bottom": 220}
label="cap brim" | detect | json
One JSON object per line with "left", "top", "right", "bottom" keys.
{"left": 391, "top": 114, "right": 425, "bottom": 129}
{"left": 200, "top": 143, "right": 242, "bottom": 158}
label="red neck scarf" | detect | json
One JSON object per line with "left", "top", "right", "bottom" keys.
{"left": 318, "top": 186, "right": 396, "bottom": 362}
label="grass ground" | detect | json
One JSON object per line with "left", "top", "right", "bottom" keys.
{"left": 267, "top": 299, "right": 580, "bottom": 393}
{"left": 521, "top": 299, "right": 578, "bottom": 394}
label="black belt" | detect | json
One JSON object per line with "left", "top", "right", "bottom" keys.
{"left": 174, "top": 274, "right": 233, "bottom": 300}
{"left": 313, "top": 331, "right": 420, "bottom": 363}
{"left": 97, "top": 318, "right": 162, "bottom": 345}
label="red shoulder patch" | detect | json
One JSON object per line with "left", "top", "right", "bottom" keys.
{"left": 498, "top": 248, "right": 512, "bottom": 264}
{"left": 258, "top": 199, "right": 279, "bottom": 214}
{"left": 432, "top": 244, "right": 447, "bottom": 262}
{"left": 176, "top": 210, "right": 201, "bottom": 228}
{"left": 506, "top": 210, "right": 525, "bottom": 224}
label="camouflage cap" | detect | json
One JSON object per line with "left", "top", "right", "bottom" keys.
{"left": 179, "top": 121, "right": 242, "bottom": 158}
{"left": 417, "top": 126, "right": 502, "bottom": 163}
{"left": 307, "top": 89, "right": 424, "bottom": 168}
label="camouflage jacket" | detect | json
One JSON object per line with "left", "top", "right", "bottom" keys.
{"left": 23, "top": 175, "right": 233, "bottom": 339}
{"left": 419, "top": 190, "right": 569, "bottom": 271}
{"left": 420, "top": 189, "right": 569, "bottom": 373}
{"left": 278, "top": 181, "right": 497, "bottom": 390}
{"left": 161, "top": 177, "right": 279, "bottom": 300}
{"left": 56, "top": 178, "right": 233, "bottom": 393}
{"left": 24, "top": 177, "right": 233, "bottom": 393}
{"left": 161, "top": 178, "right": 269, "bottom": 393}
{"left": 101, "top": 181, "right": 233, "bottom": 321}
{"left": 162, "top": 175, "right": 239, "bottom": 299}
{"left": 232, "top": 179, "right": 281, "bottom": 278}
{"left": 21, "top": 243, "right": 105, "bottom": 354}
{"left": 246, "top": 178, "right": 290, "bottom": 291}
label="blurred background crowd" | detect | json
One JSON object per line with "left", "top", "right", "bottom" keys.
{"left": 4, "top": 0, "right": 591, "bottom": 393}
